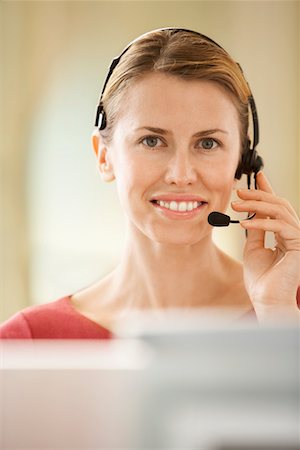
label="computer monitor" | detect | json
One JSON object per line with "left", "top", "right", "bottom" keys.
{"left": 1, "top": 321, "right": 299, "bottom": 449}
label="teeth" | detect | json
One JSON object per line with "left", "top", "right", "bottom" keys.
{"left": 155, "top": 200, "right": 203, "bottom": 212}
{"left": 159, "top": 200, "right": 170, "bottom": 208}
{"left": 178, "top": 202, "right": 186, "bottom": 212}
{"left": 170, "top": 201, "right": 178, "bottom": 211}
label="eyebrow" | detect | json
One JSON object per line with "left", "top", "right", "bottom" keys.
{"left": 134, "top": 126, "right": 228, "bottom": 136}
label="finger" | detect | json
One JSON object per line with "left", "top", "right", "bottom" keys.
{"left": 236, "top": 190, "right": 299, "bottom": 220}
{"left": 240, "top": 218, "right": 300, "bottom": 248}
{"left": 243, "top": 225, "right": 265, "bottom": 251}
{"left": 232, "top": 200, "right": 299, "bottom": 227}
{"left": 237, "top": 189, "right": 279, "bottom": 203}
{"left": 255, "top": 171, "right": 275, "bottom": 194}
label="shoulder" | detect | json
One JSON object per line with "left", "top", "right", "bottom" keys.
{"left": 0, "top": 297, "right": 112, "bottom": 339}
{"left": 0, "top": 310, "right": 32, "bottom": 338}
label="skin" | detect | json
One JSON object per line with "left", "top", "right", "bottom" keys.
{"left": 71, "top": 73, "right": 300, "bottom": 328}
{"left": 233, "top": 176, "right": 300, "bottom": 322}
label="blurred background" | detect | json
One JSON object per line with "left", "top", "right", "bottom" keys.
{"left": 1, "top": 1, "right": 299, "bottom": 323}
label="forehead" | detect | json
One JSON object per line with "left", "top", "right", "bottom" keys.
{"left": 115, "top": 72, "right": 240, "bottom": 132}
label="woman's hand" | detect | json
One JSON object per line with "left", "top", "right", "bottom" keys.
{"left": 232, "top": 171, "right": 300, "bottom": 323}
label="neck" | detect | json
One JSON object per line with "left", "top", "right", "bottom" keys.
{"left": 110, "top": 226, "right": 229, "bottom": 310}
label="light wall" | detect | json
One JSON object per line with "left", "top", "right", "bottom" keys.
{"left": 1, "top": 1, "right": 299, "bottom": 322}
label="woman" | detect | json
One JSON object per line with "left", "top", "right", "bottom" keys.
{"left": 1, "top": 28, "right": 299, "bottom": 338}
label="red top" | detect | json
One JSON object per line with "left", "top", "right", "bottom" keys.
{"left": 1, "top": 289, "right": 299, "bottom": 339}
{"left": 0, "top": 297, "right": 112, "bottom": 339}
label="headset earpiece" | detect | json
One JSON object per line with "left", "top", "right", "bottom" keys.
{"left": 95, "top": 104, "right": 107, "bottom": 131}
{"left": 98, "top": 110, "right": 107, "bottom": 131}
{"left": 252, "top": 152, "right": 263, "bottom": 175}
{"left": 235, "top": 139, "right": 264, "bottom": 180}
{"left": 236, "top": 149, "right": 264, "bottom": 179}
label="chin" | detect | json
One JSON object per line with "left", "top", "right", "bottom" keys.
{"left": 145, "top": 225, "right": 211, "bottom": 247}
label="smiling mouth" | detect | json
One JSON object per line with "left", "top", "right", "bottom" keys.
{"left": 150, "top": 199, "right": 206, "bottom": 213}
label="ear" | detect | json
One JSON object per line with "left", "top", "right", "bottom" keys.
{"left": 92, "top": 130, "right": 115, "bottom": 182}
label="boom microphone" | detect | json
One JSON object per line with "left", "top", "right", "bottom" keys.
{"left": 208, "top": 211, "right": 255, "bottom": 227}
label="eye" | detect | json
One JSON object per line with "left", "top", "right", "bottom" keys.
{"left": 198, "top": 138, "right": 219, "bottom": 151}
{"left": 141, "top": 136, "right": 164, "bottom": 148}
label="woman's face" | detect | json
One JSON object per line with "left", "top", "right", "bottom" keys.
{"left": 104, "top": 73, "right": 241, "bottom": 245}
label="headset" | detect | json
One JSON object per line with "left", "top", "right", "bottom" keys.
{"left": 94, "top": 28, "right": 264, "bottom": 227}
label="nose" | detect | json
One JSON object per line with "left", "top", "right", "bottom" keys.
{"left": 164, "top": 151, "right": 197, "bottom": 186}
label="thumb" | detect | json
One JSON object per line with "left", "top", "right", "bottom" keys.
{"left": 241, "top": 218, "right": 265, "bottom": 254}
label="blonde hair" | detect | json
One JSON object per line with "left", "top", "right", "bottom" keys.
{"left": 99, "top": 29, "right": 252, "bottom": 151}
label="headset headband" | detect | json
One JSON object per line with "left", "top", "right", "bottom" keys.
{"left": 94, "top": 27, "right": 259, "bottom": 152}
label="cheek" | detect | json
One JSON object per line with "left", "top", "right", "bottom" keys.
{"left": 113, "top": 148, "right": 159, "bottom": 193}
{"left": 201, "top": 155, "right": 238, "bottom": 189}
{"left": 203, "top": 169, "right": 235, "bottom": 191}
{"left": 113, "top": 156, "right": 147, "bottom": 209}
{"left": 200, "top": 158, "right": 238, "bottom": 212}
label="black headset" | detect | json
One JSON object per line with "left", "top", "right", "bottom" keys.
{"left": 94, "top": 27, "right": 263, "bottom": 190}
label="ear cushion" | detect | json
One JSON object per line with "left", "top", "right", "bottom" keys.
{"left": 252, "top": 153, "right": 264, "bottom": 174}
{"left": 235, "top": 146, "right": 264, "bottom": 179}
